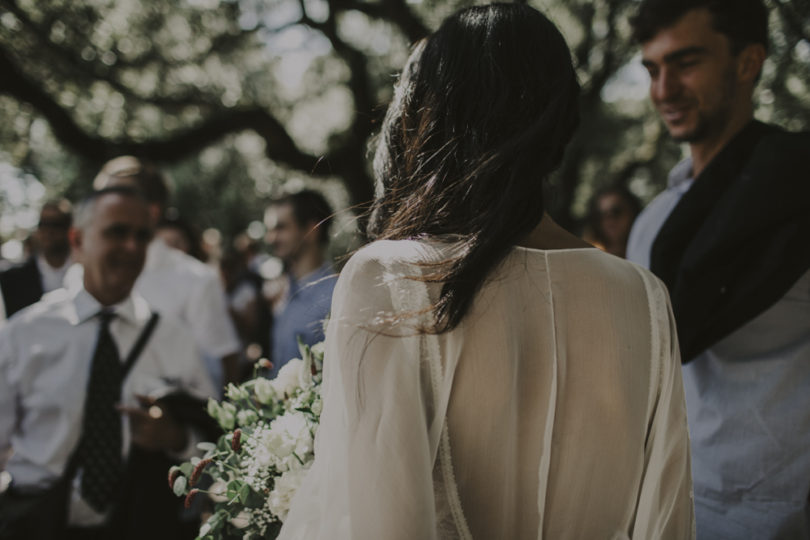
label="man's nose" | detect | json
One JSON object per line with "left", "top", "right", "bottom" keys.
{"left": 651, "top": 68, "right": 681, "bottom": 102}
{"left": 122, "top": 234, "right": 144, "bottom": 253}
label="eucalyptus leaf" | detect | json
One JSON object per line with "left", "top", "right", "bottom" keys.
{"left": 172, "top": 475, "right": 188, "bottom": 497}
{"left": 197, "top": 441, "right": 217, "bottom": 452}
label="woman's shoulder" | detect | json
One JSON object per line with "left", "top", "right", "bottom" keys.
{"left": 344, "top": 239, "right": 451, "bottom": 273}
{"left": 511, "top": 246, "right": 669, "bottom": 307}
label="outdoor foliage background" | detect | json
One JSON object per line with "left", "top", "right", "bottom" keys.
{"left": 1, "top": 0, "right": 808, "bottom": 252}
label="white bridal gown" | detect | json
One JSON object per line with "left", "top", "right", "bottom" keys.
{"left": 279, "top": 240, "right": 694, "bottom": 540}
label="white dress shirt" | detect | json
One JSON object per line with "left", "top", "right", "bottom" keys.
{"left": 0, "top": 285, "right": 216, "bottom": 525}
{"left": 135, "top": 240, "right": 240, "bottom": 389}
{"left": 62, "top": 240, "right": 241, "bottom": 390}
{"left": 36, "top": 255, "right": 72, "bottom": 294}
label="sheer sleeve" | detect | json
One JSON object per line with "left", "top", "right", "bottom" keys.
{"left": 279, "top": 245, "right": 440, "bottom": 540}
{"left": 632, "top": 273, "right": 695, "bottom": 539}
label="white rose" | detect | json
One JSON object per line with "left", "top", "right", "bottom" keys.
{"left": 252, "top": 412, "right": 314, "bottom": 472}
{"left": 267, "top": 467, "right": 310, "bottom": 521}
{"left": 270, "top": 359, "right": 304, "bottom": 396}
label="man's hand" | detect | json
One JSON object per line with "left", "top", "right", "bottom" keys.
{"left": 118, "top": 394, "right": 188, "bottom": 453}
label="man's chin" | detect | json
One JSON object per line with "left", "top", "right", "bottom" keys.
{"left": 668, "top": 124, "right": 704, "bottom": 143}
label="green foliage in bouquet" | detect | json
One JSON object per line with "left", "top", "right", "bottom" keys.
{"left": 171, "top": 341, "right": 324, "bottom": 540}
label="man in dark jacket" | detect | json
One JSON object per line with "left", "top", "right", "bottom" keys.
{"left": 0, "top": 200, "right": 73, "bottom": 320}
{"left": 627, "top": 0, "right": 810, "bottom": 538}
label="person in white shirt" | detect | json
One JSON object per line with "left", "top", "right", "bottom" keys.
{"left": 0, "top": 187, "right": 216, "bottom": 539}
{"left": 93, "top": 156, "right": 241, "bottom": 391}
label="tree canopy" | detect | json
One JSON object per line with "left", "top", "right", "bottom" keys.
{"left": 1, "top": 0, "right": 808, "bottom": 251}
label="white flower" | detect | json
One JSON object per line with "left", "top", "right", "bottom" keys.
{"left": 311, "top": 397, "right": 322, "bottom": 416}
{"left": 267, "top": 467, "right": 310, "bottom": 521}
{"left": 237, "top": 409, "right": 259, "bottom": 426}
{"left": 253, "top": 377, "right": 276, "bottom": 405}
{"left": 247, "top": 411, "right": 313, "bottom": 473}
{"left": 270, "top": 359, "right": 306, "bottom": 396}
{"left": 310, "top": 341, "right": 325, "bottom": 357}
{"left": 174, "top": 339, "right": 325, "bottom": 538}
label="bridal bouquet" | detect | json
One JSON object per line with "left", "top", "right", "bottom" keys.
{"left": 171, "top": 341, "right": 324, "bottom": 540}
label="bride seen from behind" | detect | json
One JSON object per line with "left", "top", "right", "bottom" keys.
{"left": 279, "top": 3, "right": 694, "bottom": 539}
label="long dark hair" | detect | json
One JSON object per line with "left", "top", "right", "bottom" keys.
{"left": 368, "top": 3, "right": 580, "bottom": 333}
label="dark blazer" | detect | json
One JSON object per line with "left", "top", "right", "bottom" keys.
{"left": 651, "top": 121, "right": 810, "bottom": 362}
{"left": 0, "top": 258, "right": 44, "bottom": 318}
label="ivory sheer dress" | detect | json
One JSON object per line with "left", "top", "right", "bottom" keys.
{"left": 278, "top": 239, "right": 694, "bottom": 540}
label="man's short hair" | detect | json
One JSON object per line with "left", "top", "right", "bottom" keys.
{"left": 272, "top": 190, "right": 333, "bottom": 245}
{"left": 93, "top": 156, "right": 170, "bottom": 207}
{"left": 39, "top": 199, "right": 73, "bottom": 229}
{"left": 74, "top": 186, "right": 148, "bottom": 231}
{"left": 631, "top": 0, "right": 769, "bottom": 54}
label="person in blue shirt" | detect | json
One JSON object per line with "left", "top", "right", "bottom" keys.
{"left": 265, "top": 190, "right": 337, "bottom": 377}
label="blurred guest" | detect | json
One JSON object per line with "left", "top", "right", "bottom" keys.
{"left": 0, "top": 199, "right": 73, "bottom": 320}
{"left": 264, "top": 190, "right": 336, "bottom": 377}
{"left": 93, "top": 156, "right": 241, "bottom": 390}
{"left": 584, "top": 185, "right": 641, "bottom": 258}
{"left": 155, "top": 215, "right": 206, "bottom": 262}
{"left": 220, "top": 246, "right": 270, "bottom": 373}
{"left": 0, "top": 187, "right": 215, "bottom": 540}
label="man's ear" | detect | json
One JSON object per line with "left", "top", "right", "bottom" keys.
{"left": 147, "top": 203, "right": 162, "bottom": 227}
{"left": 738, "top": 43, "right": 766, "bottom": 83}
{"left": 68, "top": 227, "right": 82, "bottom": 253}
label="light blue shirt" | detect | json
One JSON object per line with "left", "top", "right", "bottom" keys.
{"left": 270, "top": 263, "right": 337, "bottom": 378}
{"left": 627, "top": 159, "right": 810, "bottom": 539}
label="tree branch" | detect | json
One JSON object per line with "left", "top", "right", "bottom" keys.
{"left": 0, "top": 46, "right": 325, "bottom": 173}
{"left": 338, "top": 0, "right": 429, "bottom": 44}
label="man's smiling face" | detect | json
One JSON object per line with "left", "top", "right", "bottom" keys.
{"left": 641, "top": 8, "right": 740, "bottom": 143}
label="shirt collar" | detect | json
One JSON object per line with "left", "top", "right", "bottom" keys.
{"left": 667, "top": 157, "right": 694, "bottom": 189}
{"left": 71, "top": 286, "right": 138, "bottom": 326}
{"left": 36, "top": 254, "right": 71, "bottom": 274}
{"left": 291, "top": 262, "right": 334, "bottom": 288}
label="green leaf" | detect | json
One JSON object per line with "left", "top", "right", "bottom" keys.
{"left": 244, "top": 487, "right": 265, "bottom": 508}
{"left": 197, "top": 441, "right": 217, "bottom": 452}
{"left": 172, "top": 475, "right": 188, "bottom": 496}
{"left": 238, "top": 484, "right": 251, "bottom": 504}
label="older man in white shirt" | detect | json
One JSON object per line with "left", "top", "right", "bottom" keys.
{"left": 0, "top": 187, "right": 215, "bottom": 540}
{"left": 93, "top": 157, "right": 242, "bottom": 391}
